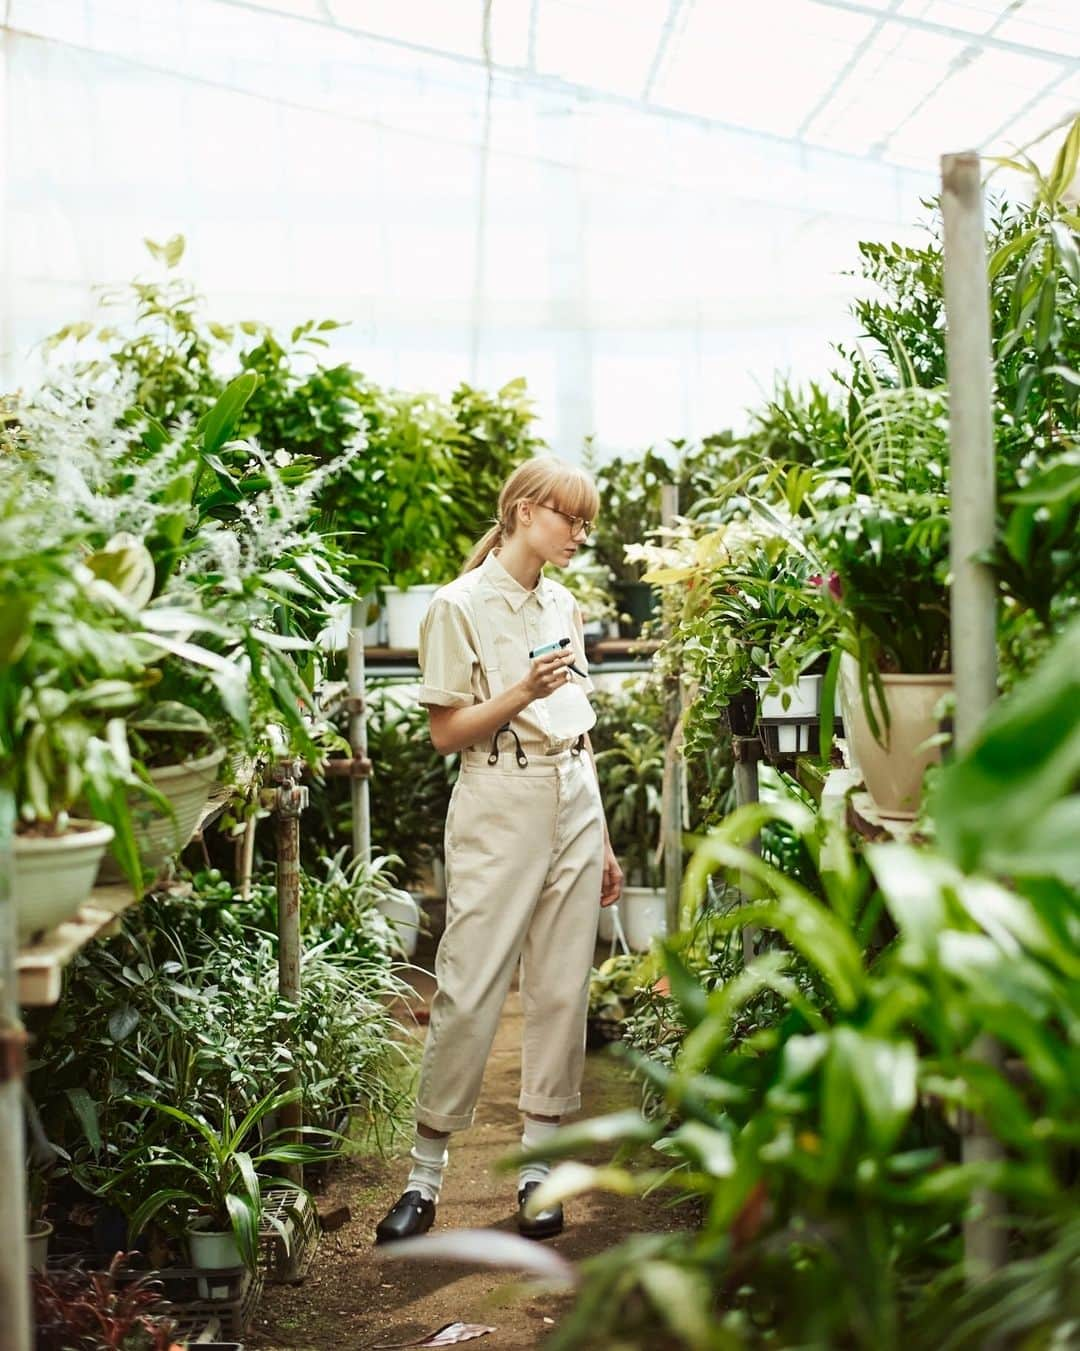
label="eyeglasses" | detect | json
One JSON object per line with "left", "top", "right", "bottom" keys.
{"left": 535, "top": 503, "right": 594, "bottom": 539}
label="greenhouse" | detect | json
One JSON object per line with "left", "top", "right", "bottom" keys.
{"left": 2, "top": 1, "right": 1079, "bottom": 1347}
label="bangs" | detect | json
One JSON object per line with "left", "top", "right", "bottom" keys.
{"left": 551, "top": 470, "right": 599, "bottom": 522}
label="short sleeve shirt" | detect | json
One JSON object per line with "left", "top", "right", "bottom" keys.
{"left": 417, "top": 551, "right": 595, "bottom": 752}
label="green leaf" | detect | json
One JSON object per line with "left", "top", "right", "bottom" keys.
{"left": 662, "top": 1121, "right": 735, "bottom": 1176}
{"left": 1049, "top": 220, "right": 1080, "bottom": 286}
{"left": 197, "top": 372, "right": 258, "bottom": 457}
{"left": 1042, "top": 363, "right": 1080, "bottom": 387}
{"left": 144, "top": 234, "right": 185, "bottom": 267}
{"left": 130, "top": 701, "right": 212, "bottom": 735}
{"left": 1012, "top": 362, "right": 1038, "bottom": 420}
{"left": 107, "top": 1006, "right": 140, "bottom": 1042}
{"left": 65, "top": 1088, "right": 103, "bottom": 1157}
{"left": 511, "top": 1111, "right": 659, "bottom": 1165}
{"left": 661, "top": 948, "right": 709, "bottom": 1029}
{"left": 128, "top": 1187, "right": 202, "bottom": 1244}
{"left": 836, "top": 1027, "right": 917, "bottom": 1153}
{"left": 225, "top": 1193, "right": 260, "bottom": 1270}
{"left": 1034, "top": 273, "right": 1057, "bottom": 352}
{"left": 639, "top": 1261, "right": 726, "bottom": 1350}
{"left": 1047, "top": 114, "right": 1080, "bottom": 203}
{"left": 929, "top": 615, "right": 1080, "bottom": 882}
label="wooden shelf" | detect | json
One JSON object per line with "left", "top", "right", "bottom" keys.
{"left": 17, "top": 883, "right": 139, "bottom": 1006}
{"left": 846, "top": 791, "right": 920, "bottom": 845}
{"left": 361, "top": 637, "right": 661, "bottom": 679}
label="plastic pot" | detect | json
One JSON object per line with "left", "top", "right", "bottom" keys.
{"left": 14, "top": 820, "right": 115, "bottom": 945}
{"left": 27, "top": 1218, "right": 52, "bottom": 1273}
{"left": 188, "top": 1223, "right": 245, "bottom": 1300}
{"left": 384, "top": 584, "right": 439, "bottom": 650}
{"left": 97, "top": 746, "right": 226, "bottom": 883}
{"left": 380, "top": 890, "right": 421, "bottom": 958}
{"left": 621, "top": 885, "right": 668, "bottom": 951}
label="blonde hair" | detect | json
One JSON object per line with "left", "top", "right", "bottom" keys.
{"left": 462, "top": 455, "right": 600, "bottom": 574}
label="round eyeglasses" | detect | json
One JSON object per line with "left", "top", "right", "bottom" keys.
{"left": 535, "top": 502, "right": 594, "bottom": 539}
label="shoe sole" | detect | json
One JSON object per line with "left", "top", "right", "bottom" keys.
{"left": 374, "top": 1217, "right": 435, "bottom": 1246}
{"left": 518, "top": 1219, "right": 564, "bottom": 1240}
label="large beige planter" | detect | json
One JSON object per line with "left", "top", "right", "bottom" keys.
{"left": 839, "top": 655, "right": 952, "bottom": 820}
{"left": 98, "top": 746, "right": 226, "bottom": 882}
{"left": 14, "top": 820, "right": 115, "bottom": 945}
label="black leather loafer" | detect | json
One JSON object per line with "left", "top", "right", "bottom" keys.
{"left": 374, "top": 1189, "right": 436, "bottom": 1244}
{"left": 517, "top": 1180, "right": 564, "bottom": 1240}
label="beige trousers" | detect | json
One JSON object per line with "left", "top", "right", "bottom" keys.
{"left": 415, "top": 746, "right": 605, "bottom": 1132}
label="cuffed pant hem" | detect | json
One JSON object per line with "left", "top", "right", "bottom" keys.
{"left": 518, "top": 1091, "right": 581, "bottom": 1116}
{"left": 415, "top": 1104, "right": 475, "bottom": 1133}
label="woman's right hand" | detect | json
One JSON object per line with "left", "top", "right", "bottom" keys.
{"left": 519, "top": 650, "right": 575, "bottom": 700}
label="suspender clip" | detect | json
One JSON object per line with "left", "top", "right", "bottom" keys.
{"left": 488, "top": 723, "right": 529, "bottom": 768}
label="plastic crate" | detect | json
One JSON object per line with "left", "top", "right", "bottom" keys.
{"left": 160, "top": 1265, "right": 262, "bottom": 1340}
{"left": 258, "top": 1187, "right": 319, "bottom": 1284}
{"left": 43, "top": 1256, "right": 261, "bottom": 1339}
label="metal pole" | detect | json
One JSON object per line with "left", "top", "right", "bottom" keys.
{"left": 731, "top": 736, "right": 763, "bottom": 966}
{"left": 660, "top": 485, "right": 683, "bottom": 936}
{"left": 0, "top": 787, "right": 33, "bottom": 1351}
{"left": 347, "top": 600, "right": 371, "bottom": 866}
{"left": 269, "top": 760, "right": 308, "bottom": 1193}
{"left": 941, "top": 149, "right": 1006, "bottom": 1280}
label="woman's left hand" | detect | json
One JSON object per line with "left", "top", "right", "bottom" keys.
{"left": 600, "top": 842, "right": 623, "bottom": 908}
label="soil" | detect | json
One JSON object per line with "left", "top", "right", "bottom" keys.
{"left": 246, "top": 929, "right": 684, "bottom": 1351}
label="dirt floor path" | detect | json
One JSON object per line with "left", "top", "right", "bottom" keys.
{"left": 247, "top": 936, "right": 681, "bottom": 1351}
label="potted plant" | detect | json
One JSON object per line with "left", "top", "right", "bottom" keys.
{"left": 105, "top": 1085, "right": 334, "bottom": 1294}
{"left": 587, "top": 441, "right": 717, "bottom": 637}
{"left": 807, "top": 479, "right": 953, "bottom": 819}
{"left": 32, "top": 1252, "right": 182, "bottom": 1351}
{"left": 0, "top": 537, "right": 147, "bottom": 938}
{"left": 374, "top": 391, "right": 463, "bottom": 648}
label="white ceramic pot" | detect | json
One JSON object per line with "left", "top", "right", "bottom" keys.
{"left": 27, "top": 1219, "right": 52, "bottom": 1273}
{"left": 384, "top": 584, "right": 439, "bottom": 651}
{"left": 189, "top": 1224, "right": 244, "bottom": 1298}
{"left": 14, "top": 820, "right": 115, "bottom": 945}
{"left": 621, "top": 886, "right": 667, "bottom": 952}
{"left": 381, "top": 891, "right": 421, "bottom": 958}
{"left": 839, "top": 655, "right": 952, "bottom": 820}
{"left": 98, "top": 747, "right": 226, "bottom": 882}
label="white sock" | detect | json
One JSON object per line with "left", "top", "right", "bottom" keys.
{"left": 518, "top": 1117, "right": 560, "bottom": 1191}
{"left": 406, "top": 1130, "right": 449, "bottom": 1203}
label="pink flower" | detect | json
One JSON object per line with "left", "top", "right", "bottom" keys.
{"left": 810, "top": 571, "right": 843, "bottom": 601}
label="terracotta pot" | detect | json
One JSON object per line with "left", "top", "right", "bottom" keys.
{"left": 14, "top": 821, "right": 115, "bottom": 945}
{"left": 839, "top": 655, "right": 952, "bottom": 820}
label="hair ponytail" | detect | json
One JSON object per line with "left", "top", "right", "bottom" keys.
{"left": 462, "top": 522, "right": 504, "bottom": 574}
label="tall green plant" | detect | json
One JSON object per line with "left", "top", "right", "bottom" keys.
{"left": 510, "top": 620, "right": 1080, "bottom": 1349}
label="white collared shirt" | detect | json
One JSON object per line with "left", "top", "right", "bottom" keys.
{"left": 417, "top": 551, "right": 595, "bottom": 750}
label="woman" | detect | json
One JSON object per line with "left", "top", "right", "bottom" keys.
{"left": 374, "top": 456, "right": 623, "bottom": 1244}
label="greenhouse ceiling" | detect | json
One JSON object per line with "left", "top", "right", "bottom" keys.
{"left": 3, "top": 1, "right": 1079, "bottom": 447}
{"left": 13, "top": 0, "right": 1079, "bottom": 174}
